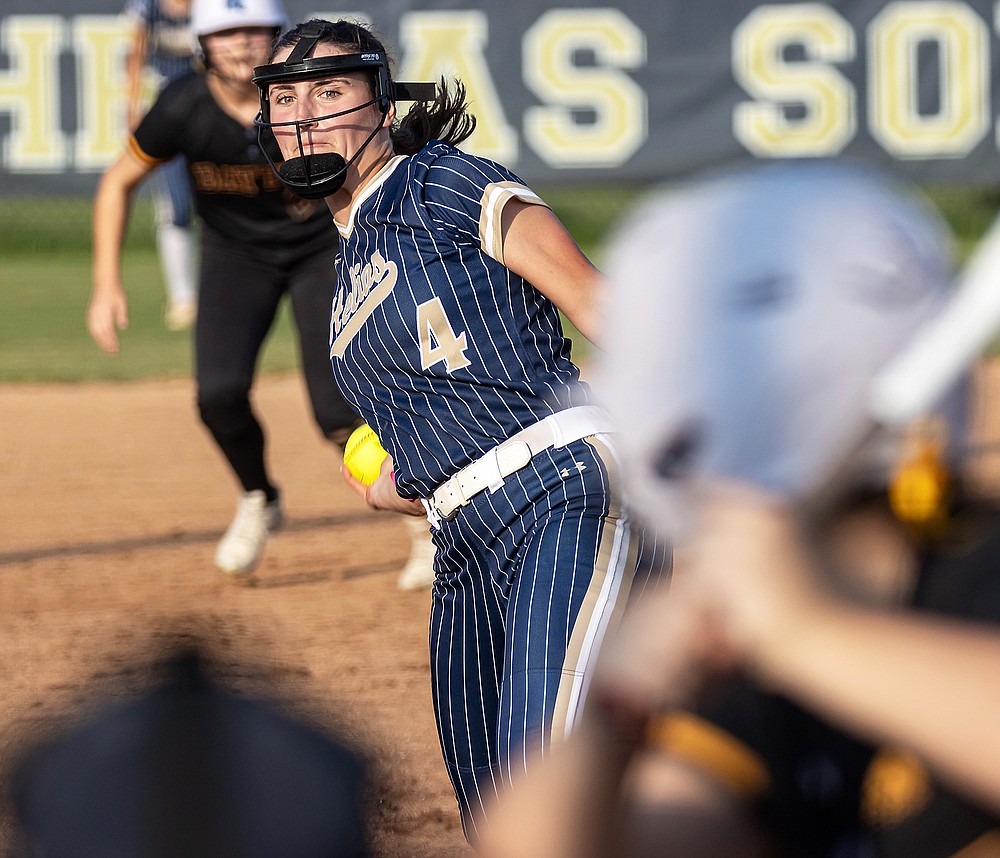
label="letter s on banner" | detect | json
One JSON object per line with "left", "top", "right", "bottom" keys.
{"left": 732, "top": 3, "right": 856, "bottom": 158}
{"left": 523, "top": 7, "right": 647, "bottom": 169}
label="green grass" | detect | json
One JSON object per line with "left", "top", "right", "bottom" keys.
{"left": 0, "top": 190, "right": 632, "bottom": 384}
{"left": 0, "top": 184, "right": 996, "bottom": 384}
{"left": 1, "top": 249, "right": 303, "bottom": 383}
{"left": 924, "top": 185, "right": 1000, "bottom": 261}
{"left": 0, "top": 196, "right": 305, "bottom": 383}
{"left": 539, "top": 183, "right": 646, "bottom": 260}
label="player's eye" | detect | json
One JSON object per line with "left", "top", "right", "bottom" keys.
{"left": 272, "top": 92, "right": 293, "bottom": 106}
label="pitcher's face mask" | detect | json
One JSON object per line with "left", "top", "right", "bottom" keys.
{"left": 252, "top": 24, "right": 434, "bottom": 199}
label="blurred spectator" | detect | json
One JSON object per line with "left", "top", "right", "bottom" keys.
{"left": 10, "top": 645, "right": 370, "bottom": 858}
{"left": 480, "top": 163, "right": 1000, "bottom": 858}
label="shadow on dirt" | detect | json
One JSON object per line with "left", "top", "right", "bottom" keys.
{"left": 0, "top": 511, "right": 378, "bottom": 567}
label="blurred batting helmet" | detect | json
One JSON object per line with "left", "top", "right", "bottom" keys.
{"left": 596, "top": 163, "right": 966, "bottom": 542}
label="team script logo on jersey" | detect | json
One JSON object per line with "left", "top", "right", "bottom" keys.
{"left": 330, "top": 250, "right": 398, "bottom": 358}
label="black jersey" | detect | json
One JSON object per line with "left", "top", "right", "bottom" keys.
{"left": 870, "top": 517, "right": 1000, "bottom": 858}
{"left": 650, "top": 515, "right": 1000, "bottom": 858}
{"left": 130, "top": 72, "right": 334, "bottom": 261}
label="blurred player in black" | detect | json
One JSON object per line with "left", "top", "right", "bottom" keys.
{"left": 87, "top": 0, "right": 361, "bottom": 577}
{"left": 480, "top": 164, "right": 1000, "bottom": 858}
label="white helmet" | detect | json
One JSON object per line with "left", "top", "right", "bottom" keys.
{"left": 596, "top": 163, "right": 963, "bottom": 543}
{"left": 191, "top": 0, "right": 288, "bottom": 44}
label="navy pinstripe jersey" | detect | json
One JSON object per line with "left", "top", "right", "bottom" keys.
{"left": 329, "top": 141, "right": 591, "bottom": 500}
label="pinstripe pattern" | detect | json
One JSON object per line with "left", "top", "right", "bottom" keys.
{"left": 325, "top": 141, "right": 667, "bottom": 837}
{"left": 427, "top": 436, "right": 664, "bottom": 837}
{"left": 548, "top": 434, "right": 643, "bottom": 743}
{"left": 123, "top": 0, "right": 194, "bottom": 82}
{"left": 329, "top": 143, "right": 586, "bottom": 502}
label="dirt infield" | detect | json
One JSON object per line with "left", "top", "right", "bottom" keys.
{"left": 4, "top": 363, "right": 1000, "bottom": 855}
{"left": 0, "top": 374, "right": 472, "bottom": 856}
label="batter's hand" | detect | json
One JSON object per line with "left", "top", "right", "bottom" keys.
{"left": 687, "top": 481, "right": 831, "bottom": 670}
{"left": 341, "top": 454, "right": 425, "bottom": 516}
{"left": 87, "top": 286, "right": 129, "bottom": 354}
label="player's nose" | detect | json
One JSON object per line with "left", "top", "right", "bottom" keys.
{"left": 295, "top": 99, "right": 320, "bottom": 127}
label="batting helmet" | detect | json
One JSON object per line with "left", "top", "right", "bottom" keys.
{"left": 596, "top": 162, "right": 966, "bottom": 542}
{"left": 190, "top": 0, "right": 288, "bottom": 61}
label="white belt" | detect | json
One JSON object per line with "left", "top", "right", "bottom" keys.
{"left": 428, "top": 405, "right": 617, "bottom": 521}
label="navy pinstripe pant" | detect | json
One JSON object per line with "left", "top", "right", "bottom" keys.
{"left": 426, "top": 433, "right": 667, "bottom": 840}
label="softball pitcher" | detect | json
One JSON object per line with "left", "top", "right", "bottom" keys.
{"left": 252, "top": 19, "right": 667, "bottom": 840}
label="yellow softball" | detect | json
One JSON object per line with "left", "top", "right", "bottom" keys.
{"left": 343, "top": 423, "right": 389, "bottom": 486}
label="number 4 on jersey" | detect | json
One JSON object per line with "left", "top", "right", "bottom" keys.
{"left": 417, "top": 297, "right": 472, "bottom": 372}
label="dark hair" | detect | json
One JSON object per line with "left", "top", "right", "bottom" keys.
{"left": 270, "top": 19, "right": 476, "bottom": 154}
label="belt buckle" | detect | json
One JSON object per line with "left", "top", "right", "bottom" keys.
{"left": 435, "top": 500, "right": 461, "bottom": 522}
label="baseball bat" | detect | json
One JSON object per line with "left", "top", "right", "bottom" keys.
{"left": 869, "top": 213, "right": 1000, "bottom": 426}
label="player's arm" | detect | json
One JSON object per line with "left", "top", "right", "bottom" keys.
{"left": 693, "top": 483, "right": 1000, "bottom": 815}
{"left": 499, "top": 200, "right": 602, "bottom": 344}
{"left": 480, "top": 707, "right": 640, "bottom": 858}
{"left": 758, "top": 594, "right": 1000, "bottom": 814}
{"left": 481, "top": 570, "right": 764, "bottom": 858}
{"left": 88, "top": 147, "right": 155, "bottom": 354}
{"left": 124, "top": 20, "right": 149, "bottom": 130}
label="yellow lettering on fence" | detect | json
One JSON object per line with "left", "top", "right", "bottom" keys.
{"left": 399, "top": 10, "right": 517, "bottom": 162}
{"left": 523, "top": 8, "right": 647, "bottom": 168}
{"left": 868, "top": 1, "right": 988, "bottom": 158}
{"left": 73, "top": 15, "right": 132, "bottom": 171}
{"left": 0, "top": 15, "right": 67, "bottom": 171}
{"left": 732, "top": 3, "right": 856, "bottom": 157}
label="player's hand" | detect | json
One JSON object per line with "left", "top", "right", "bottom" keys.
{"left": 588, "top": 481, "right": 835, "bottom": 731}
{"left": 87, "top": 285, "right": 129, "bottom": 354}
{"left": 341, "top": 454, "right": 425, "bottom": 516}
{"left": 686, "top": 481, "right": 830, "bottom": 671}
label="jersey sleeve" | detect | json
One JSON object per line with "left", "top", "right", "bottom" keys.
{"left": 129, "top": 73, "right": 191, "bottom": 163}
{"left": 422, "top": 151, "right": 549, "bottom": 266}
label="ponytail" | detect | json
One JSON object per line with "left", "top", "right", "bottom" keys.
{"left": 391, "top": 78, "right": 477, "bottom": 155}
